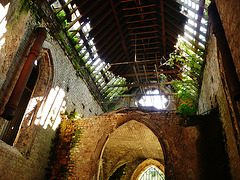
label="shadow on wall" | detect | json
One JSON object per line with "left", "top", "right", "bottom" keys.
{"left": 196, "top": 108, "right": 231, "bottom": 179}
{"left": 0, "top": 48, "right": 66, "bottom": 151}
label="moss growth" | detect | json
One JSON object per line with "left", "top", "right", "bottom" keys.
{"left": 20, "top": 0, "right": 31, "bottom": 13}
{"left": 20, "top": 0, "right": 42, "bottom": 23}
{"left": 67, "top": 109, "right": 82, "bottom": 119}
{"left": 45, "top": 112, "right": 83, "bottom": 179}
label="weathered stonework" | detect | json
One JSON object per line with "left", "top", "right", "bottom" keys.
{"left": 0, "top": 1, "right": 239, "bottom": 179}
{"left": 65, "top": 108, "right": 199, "bottom": 180}
{"left": 215, "top": 0, "right": 240, "bottom": 79}
{"left": 0, "top": 1, "right": 34, "bottom": 114}
{"left": 42, "top": 37, "right": 104, "bottom": 117}
{"left": 199, "top": 26, "right": 240, "bottom": 179}
{"left": 0, "top": 1, "right": 103, "bottom": 179}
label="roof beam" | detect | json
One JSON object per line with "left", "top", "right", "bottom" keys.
{"left": 110, "top": 0, "right": 130, "bottom": 61}
{"left": 124, "top": 11, "right": 157, "bottom": 17}
{"left": 195, "top": 0, "right": 205, "bottom": 46}
{"left": 131, "top": 36, "right": 159, "bottom": 41}
{"left": 128, "top": 24, "right": 158, "bottom": 30}
{"left": 122, "top": 70, "right": 179, "bottom": 77}
{"left": 130, "top": 41, "right": 161, "bottom": 47}
{"left": 160, "top": 0, "right": 167, "bottom": 57}
{"left": 107, "top": 81, "right": 173, "bottom": 87}
{"left": 129, "top": 30, "right": 159, "bottom": 35}
{"left": 122, "top": 4, "right": 155, "bottom": 10}
{"left": 126, "top": 18, "right": 157, "bottom": 24}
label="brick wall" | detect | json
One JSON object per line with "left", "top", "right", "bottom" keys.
{"left": 215, "top": 0, "right": 240, "bottom": 79}
{"left": 65, "top": 108, "right": 199, "bottom": 179}
{"left": 0, "top": 1, "right": 103, "bottom": 179}
{"left": 198, "top": 23, "right": 240, "bottom": 179}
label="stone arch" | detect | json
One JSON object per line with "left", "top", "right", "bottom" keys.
{"left": 131, "top": 158, "right": 164, "bottom": 180}
{"left": 12, "top": 48, "right": 54, "bottom": 154}
{"left": 99, "top": 120, "right": 165, "bottom": 179}
{"left": 83, "top": 108, "right": 199, "bottom": 180}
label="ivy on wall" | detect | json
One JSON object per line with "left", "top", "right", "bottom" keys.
{"left": 170, "top": 40, "right": 204, "bottom": 115}
{"left": 45, "top": 111, "right": 82, "bottom": 179}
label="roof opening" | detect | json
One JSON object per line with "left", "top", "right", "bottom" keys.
{"left": 138, "top": 89, "right": 168, "bottom": 109}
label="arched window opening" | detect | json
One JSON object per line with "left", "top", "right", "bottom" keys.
{"left": 1, "top": 61, "right": 39, "bottom": 145}
{"left": 139, "top": 166, "right": 165, "bottom": 180}
{"left": 138, "top": 89, "right": 168, "bottom": 109}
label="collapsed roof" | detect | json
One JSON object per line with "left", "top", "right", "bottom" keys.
{"left": 37, "top": 0, "right": 208, "bottom": 106}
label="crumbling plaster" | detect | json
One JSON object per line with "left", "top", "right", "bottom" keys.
{"left": 198, "top": 22, "right": 240, "bottom": 180}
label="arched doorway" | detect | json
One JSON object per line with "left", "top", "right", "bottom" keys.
{"left": 99, "top": 120, "right": 165, "bottom": 180}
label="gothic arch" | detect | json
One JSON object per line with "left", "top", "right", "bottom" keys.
{"left": 131, "top": 158, "right": 164, "bottom": 180}
{"left": 99, "top": 120, "right": 165, "bottom": 179}
{"left": 12, "top": 48, "right": 54, "bottom": 154}
{"left": 86, "top": 108, "right": 199, "bottom": 180}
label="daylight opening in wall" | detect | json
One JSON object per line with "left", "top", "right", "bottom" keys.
{"left": 0, "top": 3, "right": 9, "bottom": 50}
{"left": 35, "top": 86, "right": 66, "bottom": 130}
{"left": 138, "top": 89, "right": 168, "bottom": 109}
{"left": 139, "top": 166, "right": 165, "bottom": 180}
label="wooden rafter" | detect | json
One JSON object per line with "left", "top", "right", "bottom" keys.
{"left": 107, "top": 81, "right": 173, "bottom": 87}
{"left": 46, "top": 0, "right": 207, "bottom": 103}
{"left": 110, "top": 0, "right": 130, "bottom": 61}
{"left": 122, "top": 70, "right": 179, "bottom": 77}
{"left": 160, "top": 0, "right": 166, "bottom": 57}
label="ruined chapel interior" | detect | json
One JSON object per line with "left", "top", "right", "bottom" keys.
{"left": 0, "top": 0, "right": 240, "bottom": 179}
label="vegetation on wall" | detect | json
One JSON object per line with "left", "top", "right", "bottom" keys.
{"left": 45, "top": 111, "right": 82, "bottom": 179}
{"left": 20, "top": 0, "right": 42, "bottom": 23}
{"left": 169, "top": 40, "right": 204, "bottom": 115}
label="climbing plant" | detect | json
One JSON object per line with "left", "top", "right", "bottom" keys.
{"left": 45, "top": 111, "right": 82, "bottom": 179}
{"left": 170, "top": 40, "right": 204, "bottom": 115}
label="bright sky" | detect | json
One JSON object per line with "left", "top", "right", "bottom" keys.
{"left": 0, "top": 3, "right": 9, "bottom": 50}
{"left": 138, "top": 89, "right": 168, "bottom": 109}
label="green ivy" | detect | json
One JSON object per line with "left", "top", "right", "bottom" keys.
{"left": 56, "top": 11, "right": 68, "bottom": 29}
{"left": 170, "top": 41, "right": 204, "bottom": 115}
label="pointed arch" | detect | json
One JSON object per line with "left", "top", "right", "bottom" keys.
{"left": 131, "top": 159, "right": 164, "bottom": 180}
{"left": 100, "top": 120, "right": 165, "bottom": 179}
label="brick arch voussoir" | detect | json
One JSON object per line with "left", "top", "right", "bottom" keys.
{"left": 89, "top": 108, "right": 184, "bottom": 180}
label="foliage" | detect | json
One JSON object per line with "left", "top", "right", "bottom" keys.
{"left": 56, "top": 11, "right": 68, "bottom": 29}
{"left": 107, "top": 104, "right": 122, "bottom": 112}
{"left": 170, "top": 40, "right": 204, "bottom": 115}
{"left": 66, "top": 109, "right": 82, "bottom": 119}
{"left": 205, "top": 0, "right": 211, "bottom": 6}
{"left": 45, "top": 112, "right": 82, "bottom": 179}
{"left": 19, "top": 0, "right": 41, "bottom": 23}
{"left": 20, "top": 0, "right": 31, "bottom": 13}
